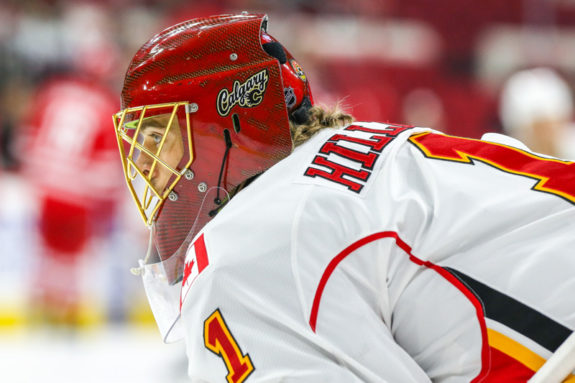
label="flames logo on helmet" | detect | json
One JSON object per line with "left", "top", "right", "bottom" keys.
{"left": 216, "top": 69, "right": 270, "bottom": 116}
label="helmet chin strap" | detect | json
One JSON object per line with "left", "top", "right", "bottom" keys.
{"left": 209, "top": 128, "right": 234, "bottom": 217}
{"left": 214, "top": 129, "right": 233, "bottom": 206}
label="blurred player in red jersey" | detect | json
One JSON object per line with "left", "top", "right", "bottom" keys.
{"left": 113, "top": 13, "right": 575, "bottom": 382}
{"left": 21, "top": 4, "right": 124, "bottom": 325}
{"left": 23, "top": 74, "right": 122, "bottom": 325}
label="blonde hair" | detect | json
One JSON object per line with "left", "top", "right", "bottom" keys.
{"left": 290, "top": 104, "right": 354, "bottom": 147}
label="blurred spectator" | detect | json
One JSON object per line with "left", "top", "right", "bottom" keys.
{"left": 0, "top": 78, "right": 30, "bottom": 169}
{"left": 499, "top": 67, "right": 575, "bottom": 158}
{"left": 402, "top": 87, "right": 446, "bottom": 130}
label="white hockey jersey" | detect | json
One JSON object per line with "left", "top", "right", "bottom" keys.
{"left": 172, "top": 123, "right": 575, "bottom": 382}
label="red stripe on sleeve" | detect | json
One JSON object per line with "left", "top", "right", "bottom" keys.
{"left": 309, "top": 231, "right": 409, "bottom": 332}
{"left": 308, "top": 231, "right": 490, "bottom": 382}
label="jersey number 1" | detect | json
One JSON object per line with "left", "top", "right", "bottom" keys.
{"left": 204, "top": 309, "right": 255, "bottom": 383}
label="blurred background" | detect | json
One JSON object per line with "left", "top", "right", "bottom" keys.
{"left": 1, "top": 0, "right": 574, "bottom": 381}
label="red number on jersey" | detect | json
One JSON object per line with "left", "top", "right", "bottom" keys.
{"left": 409, "top": 132, "right": 575, "bottom": 204}
{"left": 204, "top": 309, "right": 255, "bottom": 383}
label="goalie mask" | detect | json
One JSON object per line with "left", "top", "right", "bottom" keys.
{"left": 113, "top": 11, "right": 314, "bottom": 329}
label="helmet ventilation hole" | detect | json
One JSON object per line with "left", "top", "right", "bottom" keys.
{"left": 262, "top": 42, "right": 287, "bottom": 64}
{"left": 232, "top": 113, "right": 241, "bottom": 133}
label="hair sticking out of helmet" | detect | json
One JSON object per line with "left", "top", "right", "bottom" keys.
{"left": 113, "top": 13, "right": 315, "bottom": 287}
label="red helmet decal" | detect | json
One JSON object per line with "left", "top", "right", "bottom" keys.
{"left": 289, "top": 59, "right": 307, "bottom": 82}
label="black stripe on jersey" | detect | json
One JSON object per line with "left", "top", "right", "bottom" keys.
{"left": 444, "top": 267, "right": 572, "bottom": 352}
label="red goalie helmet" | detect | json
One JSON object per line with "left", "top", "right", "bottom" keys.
{"left": 113, "top": 13, "right": 313, "bottom": 283}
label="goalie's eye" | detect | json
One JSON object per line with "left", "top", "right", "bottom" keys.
{"left": 151, "top": 133, "right": 162, "bottom": 146}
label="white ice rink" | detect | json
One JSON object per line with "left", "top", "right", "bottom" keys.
{"left": 0, "top": 326, "right": 189, "bottom": 383}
